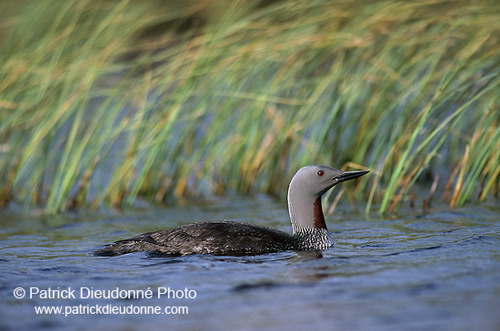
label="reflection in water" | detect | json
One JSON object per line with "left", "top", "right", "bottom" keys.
{"left": 294, "top": 250, "right": 324, "bottom": 260}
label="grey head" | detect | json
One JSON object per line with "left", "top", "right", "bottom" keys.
{"left": 287, "top": 165, "right": 369, "bottom": 249}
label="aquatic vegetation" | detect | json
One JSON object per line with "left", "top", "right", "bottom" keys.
{"left": 0, "top": 0, "right": 498, "bottom": 213}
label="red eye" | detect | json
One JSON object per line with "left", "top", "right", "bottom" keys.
{"left": 317, "top": 170, "right": 324, "bottom": 176}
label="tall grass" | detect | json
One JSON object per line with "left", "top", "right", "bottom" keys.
{"left": 0, "top": 0, "right": 498, "bottom": 214}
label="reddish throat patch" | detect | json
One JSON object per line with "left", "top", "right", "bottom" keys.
{"left": 313, "top": 197, "right": 327, "bottom": 229}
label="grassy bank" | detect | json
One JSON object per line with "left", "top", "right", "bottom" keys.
{"left": 0, "top": 0, "right": 498, "bottom": 214}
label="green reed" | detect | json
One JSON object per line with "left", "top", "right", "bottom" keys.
{"left": 0, "top": 0, "right": 498, "bottom": 213}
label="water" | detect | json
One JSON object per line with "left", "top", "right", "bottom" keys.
{"left": 1, "top": 197, "right": 499, "bottom": 331}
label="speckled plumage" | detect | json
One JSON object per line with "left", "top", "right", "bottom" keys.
{"left": 94, "top": 165, "right": 369, "bottom": 257}
{"left": 95, "top": 221, "right": 301, "bottom": 256}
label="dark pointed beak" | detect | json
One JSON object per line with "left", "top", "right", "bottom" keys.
{"left": 334, "top": 170, "right": 369, "bottom": 183}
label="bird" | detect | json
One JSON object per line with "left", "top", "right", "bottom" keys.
{"left": 94, "top": 165, "right": 369, "bottom": 256}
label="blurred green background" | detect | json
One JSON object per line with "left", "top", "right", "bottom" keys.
{"left": 0, "top": 0, "right": 498, "bottom": 213}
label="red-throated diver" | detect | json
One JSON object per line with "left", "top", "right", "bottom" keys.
{"left": 94, "top": 165, "right": 369, "bottom": 256}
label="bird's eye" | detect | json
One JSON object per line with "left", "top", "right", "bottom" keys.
{"left": 317, "top": 170, "right": 324, "bottom": 177}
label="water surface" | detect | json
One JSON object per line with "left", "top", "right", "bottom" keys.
{"left": 1, "top": 197, "right": 499, "bottom": 330}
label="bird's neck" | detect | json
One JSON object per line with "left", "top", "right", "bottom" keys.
{"left": 288, "top": 191, "right": 333, "bottom": 249}
{"left": 288, "top": 187, "right": 329, "bottom": 231}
